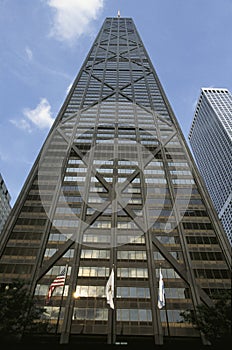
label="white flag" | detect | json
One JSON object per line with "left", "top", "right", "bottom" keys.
{"left": 158, "top": 268, "right": 165, "bottom": 309}
{"left": 106, "top": 268, "right": 114, "bottom": 309}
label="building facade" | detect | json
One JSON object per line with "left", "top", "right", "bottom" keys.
{"left": 0, "top": 18, "right": 231, "bottom": 347}
{"left": 189, "top": 88, "right": 232, "bottom": 245}
{"left": 0, "top": 173, "right": 11, "bottom": 234}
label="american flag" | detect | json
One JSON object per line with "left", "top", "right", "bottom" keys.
{"left": 47, "top": 267, "right": 66, "bottom": 302}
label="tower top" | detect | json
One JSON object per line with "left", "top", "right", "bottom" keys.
{"left": 117, "top": 10, "right": 121, "bottom": 18}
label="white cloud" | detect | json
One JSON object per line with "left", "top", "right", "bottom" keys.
{"left": 25, "top": 46, "right": 33, "bottom": 61}
{"left": 23, "top": 98, "right": 54, "bottom": 129}
{"left": 46, "top": 0, "right": 104, "bottom": 43}
{"left": 66, "top": 81, "right": 73, "bottom": 94}
{"left": 10, "top": 118, "right": 32, "bottom": 133}
{"left": 11, "top": 98, "right": 54, "bottom": 132}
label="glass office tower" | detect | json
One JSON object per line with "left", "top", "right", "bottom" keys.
{"left": 0, "top": 17, "right": 231, "bottom": 346}
{"left": 189, "top": 88, "right": 232, "bottom": 245}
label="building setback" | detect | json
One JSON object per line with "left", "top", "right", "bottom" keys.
{"left": 0, "top": 173, "right": 11, "bottom": 234}
{"left": 189, "top": 88, "right": 232, "bottom": 245}
{"left": 0, "top": 17, "right": 231, "bottom": 347}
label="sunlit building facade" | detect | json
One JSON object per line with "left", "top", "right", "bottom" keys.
{"left": 0, "top": 17, "right": 231, "bottom": 347}
{"left": 189, "top": 88, "right": 232, "bottom": 245}
{"left": 0, "top": 173, "right": 11, "bottom": 234}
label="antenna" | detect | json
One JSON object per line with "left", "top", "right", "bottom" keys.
{"left": 117, "top": 10, "right": 121, "bottom": 18}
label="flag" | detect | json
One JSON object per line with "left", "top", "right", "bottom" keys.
{"left": 106, "top": 268, "right": 114, "bottom": 309}
{"left": 47, "top": 267, "right": 66, "bottom": 302}
{"left": 157, "top": 268, "right": 165, "bottom": 309}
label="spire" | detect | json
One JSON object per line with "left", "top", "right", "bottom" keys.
{"left": 117, "top": 10, "right": 121, "bottom": 18}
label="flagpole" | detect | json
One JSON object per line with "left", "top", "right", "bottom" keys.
{"left": 164, "top": 293, "right": 170, "bottom": 337}
{"left": 112, "top": 264, "right": 115, "bottom": 345}
{"left": 56, "top": 264, "right": 68, "bottom": 334}
{"left": 111, "top": 305, "right": 114, "bottom": 345}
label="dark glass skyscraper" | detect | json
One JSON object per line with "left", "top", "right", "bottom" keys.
{"left": 0, "top": 17, "right": 231, "bottom": 347}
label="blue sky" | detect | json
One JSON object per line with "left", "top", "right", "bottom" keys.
{"left": 0, "top": 0, "right": 232, "bottom": 206}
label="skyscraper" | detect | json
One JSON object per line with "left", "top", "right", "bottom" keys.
{"left": 0, "top": 173, "right": 11, "bottom": 234}
{"left": 189, "top": 88, "right": 232, "bottom": 245}
{"left": 0, "top": 17, "right": 231, "bottom": 347}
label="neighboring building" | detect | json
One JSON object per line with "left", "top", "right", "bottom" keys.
{"left": 189, "top": 88, "right": 232, "bottom": 245}
{"left": 0, "top": 17, "right": 231, "bottom": 347}
{"left": 0, "top": 173, "right": 11, "bottom": 234}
